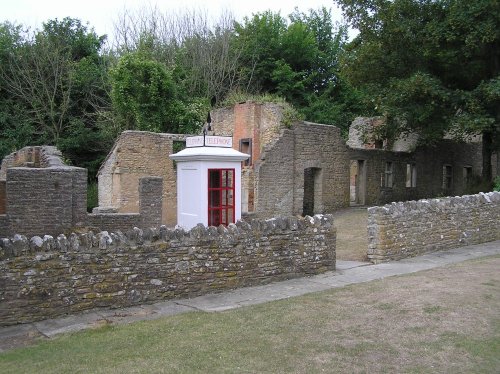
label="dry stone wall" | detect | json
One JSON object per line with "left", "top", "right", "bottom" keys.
{"left": 367, "top": 192, "right": 500, "bottom": 263}
{"left": 0, "top": 214, "right": 335, "bottom": 326}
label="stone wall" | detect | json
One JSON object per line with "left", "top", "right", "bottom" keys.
{"left": 349, "top": 140, "right": 483, "bottom": 206}
{"left": 0, "top": 145, "right": 89, "bottom": 238}
{"left": 211, "top": 101, "right": 285, "bottom": 156}
{"left": 211, "top": 102, "right": 288, "bottom": 215}
{"left": 89, "top": 177, "right": 163, "bottom": 232}
{"left": 0, "top": 214, "right": 336, "bottom": 326}
{"left": 0, "top": 144, "right": 163, "bottom": 237}
{"left": 256, "top": 121, "right": 350, "bottom": 217}
{"left": 414, "top": 141, "right": 483, "bottom": 198}
{"left": 0, "top": 180, "right": 5, "bottom": 214}
{"left": 97, "top": 131, "right": 187, "bottom": 226}
{"left": 349, "top": 148, "right": 417, "bottom": 206}
{"left": 4, "top": 167, "right": 88, "bottom": 237}
{"left": 367, "top": 192, "right": 500, "bottom": 263}
{"left": 0, "top": 146, "right": 66, "bottom": 178}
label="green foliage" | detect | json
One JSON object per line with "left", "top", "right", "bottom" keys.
{"left": 0, "top": 18, "right": 110, "bottom": 179}
{"left": 494, "top": 176, "right": 500, "bottom": 192}
{"left": 281, "top": 104, "right": 304, "bottom": 128}
{"left": 87, "top": 181, "right": 98, "bottom": 212}
{"left": 337, "top": 0, "right": 500, "bottom": 179}
{"left": 0, "top": 7, "right": 364, "bottom": 181}
{"left": 221, "top": 91, "right": 287, "bottom": 107}
{"left": 110, "top": 51, "right": 207, "bottom": 135}
{"left": 110, "top": 51, "right": 176, "bottom": 132}
{"left": 300, "top": 79, "right": 366, "bottom": 136}
{"left": 233, "top": 7, "right": 358, "bottom": 126}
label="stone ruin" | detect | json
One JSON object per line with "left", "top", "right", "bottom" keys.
{"left": 0, "top": 146, "right": 162, "bottom": 238}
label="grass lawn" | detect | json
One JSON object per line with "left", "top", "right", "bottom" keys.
{"left": 1, "top": 256, "right": 499, "bottom": 373}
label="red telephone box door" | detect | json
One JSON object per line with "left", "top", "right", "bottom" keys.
{"left": 208, "top": 169, "right": 235, "bottom": 226}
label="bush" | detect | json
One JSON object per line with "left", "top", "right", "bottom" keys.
{"left": 494, "top": 176, "right": 500, "bottom": 192}
{"left": 87, "top": 181, "right": 98, "bottom": 212}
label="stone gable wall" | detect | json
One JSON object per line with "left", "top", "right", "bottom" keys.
{"left": 97, "top": 131, "right": 188, "bottom": 226}
{"left": 0, "top": 214, "right": 336, "bottom": 326}
{"left": 256, "top": 122, "right": 350, "bottom": 217}
{"left": 0, "top": 146, "right": 66, "bottom": 180}
{"left": 367, "top": 192, "right": 500, "bottom": 263}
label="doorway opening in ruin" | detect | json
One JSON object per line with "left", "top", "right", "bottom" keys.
{"left": 303, "top": 167, "right": 323, "bottom": 216}
{"left": 350, "top": 160, "right": 366, "bottom": 206}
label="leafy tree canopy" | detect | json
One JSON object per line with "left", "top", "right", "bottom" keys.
{"left": 337, "top": 0, "right": 500, "bottom": 179}
{"left": 110, "top": 50, "right": 206, "bottom": 134}
{"left": 0, "top": 18, "right": 110, "bottom": 178}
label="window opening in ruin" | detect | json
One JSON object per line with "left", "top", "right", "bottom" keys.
{"left": 208, "top": 168, "right": 235, "bottom": 226}
{"left": 350, "top": 160, "right": 366, "bottom": 205}
{"left": 374, "top": 139, "right": 383, "bottom": 149}
{"left": 463, "top": 166, "right": 472, "bottom": 187}
{"left": 406, "top": 163, "right": 417, "bottom": 188}
{"left": 239, "top": 138, "right": 252, "bottom": 166}
{"left": 443, "top": 164, "right": 453, "bottom": 190}
{"left": 384, "top": 162, "right": 393, "bottom": 188}
{"left": 303, "top": 167, "right": 323, "bottom": 216}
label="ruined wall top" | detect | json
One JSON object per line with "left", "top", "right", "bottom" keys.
{"left": 0, "top": 146, "right": 71, "bottom": 180}
{"left": 347, "top": 117, "right": 420, "bottom": 152}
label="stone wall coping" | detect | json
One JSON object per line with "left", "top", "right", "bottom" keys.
{"left": 367, "top": 191, "right": 500, "bottom": 216}
{"left": 7, "top": 165, "right": 86, "bottom": 172}
{"left": 0, "top": 214, "right": 334, "bottom": 260}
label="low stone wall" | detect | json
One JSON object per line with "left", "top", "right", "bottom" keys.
{"left": 0, "top": 215, "right": 335, "bottom": 326}
{"left": 367, "top": 192, "right": 500, "bottom": 263}
{"left": 88, "top": 177, "right": 163, "bottom": 232}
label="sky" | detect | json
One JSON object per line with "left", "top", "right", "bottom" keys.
{"left": 0, "top": 0, "right": 345, "bottom": 40}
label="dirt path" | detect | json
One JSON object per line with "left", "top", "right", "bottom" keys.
{"left": 332, "top": 207, "right": 369, "bottom": 262}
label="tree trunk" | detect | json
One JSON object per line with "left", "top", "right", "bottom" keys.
{"left": 482, "top": 130, "right": 493, "bottom": 182}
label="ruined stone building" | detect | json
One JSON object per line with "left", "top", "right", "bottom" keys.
{"left": 0, "top": 101, "right": 495, "bottom": 236}
{"left": 0, "top": 146, "right": 162, "bottom": 237}
{"left": 346, "top": 117, "right": 488, "bottom": 206}
{"left": 96, "top": 101, "right": 493, "bottom": 226}
{"left": 0, "top": 146, "right": 88, "bottom": 237}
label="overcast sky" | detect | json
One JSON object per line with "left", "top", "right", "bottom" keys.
{"left": 1, "top": 0, "right": 344, "bottom": 40}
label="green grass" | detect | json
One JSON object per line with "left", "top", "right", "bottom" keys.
{"left": 1, "top": 256, "right": 499, "bottom": 373}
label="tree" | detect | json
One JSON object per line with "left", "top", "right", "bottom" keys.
{"left": 234, "top": 11, "right": 289, "bottom": 94}
{"left": 0, "top": 22, "right": 36, "bottom": 158}
{"left": 113, "top": 7, "right": 247, "bottom": 102}
{"left": 337, "top": 0, "right": 500, "bottom": 180}
{"left": 110, "top": 50, "right": 206, "bottom": 134}
{"left": 233, "top": 7, "right": 361, "bottom": 131}
{"left": 1, "top": 18, "right": 107, "bottom": 143}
